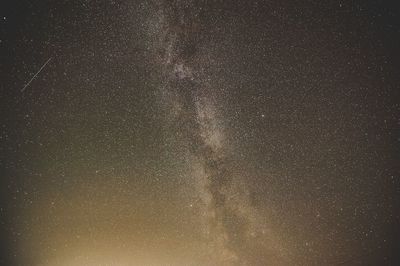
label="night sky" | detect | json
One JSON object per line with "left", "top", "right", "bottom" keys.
{"left": 1, "top": 1, "right": 400, "bottom": 265}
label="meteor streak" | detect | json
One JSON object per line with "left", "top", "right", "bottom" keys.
{"left": 21, "top": 57, "right": 52, "bottom": 92}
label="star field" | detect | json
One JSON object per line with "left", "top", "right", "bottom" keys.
{"left": 1, "top": 1, "right": 400, "bottom": 265}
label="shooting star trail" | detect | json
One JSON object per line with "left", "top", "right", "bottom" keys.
{"left": 21, "top": 57, "right": 52, "bottom": 92}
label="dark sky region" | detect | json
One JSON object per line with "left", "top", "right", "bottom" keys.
{"left": 1, "top": 0, "right": 400, "bottom": 265}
